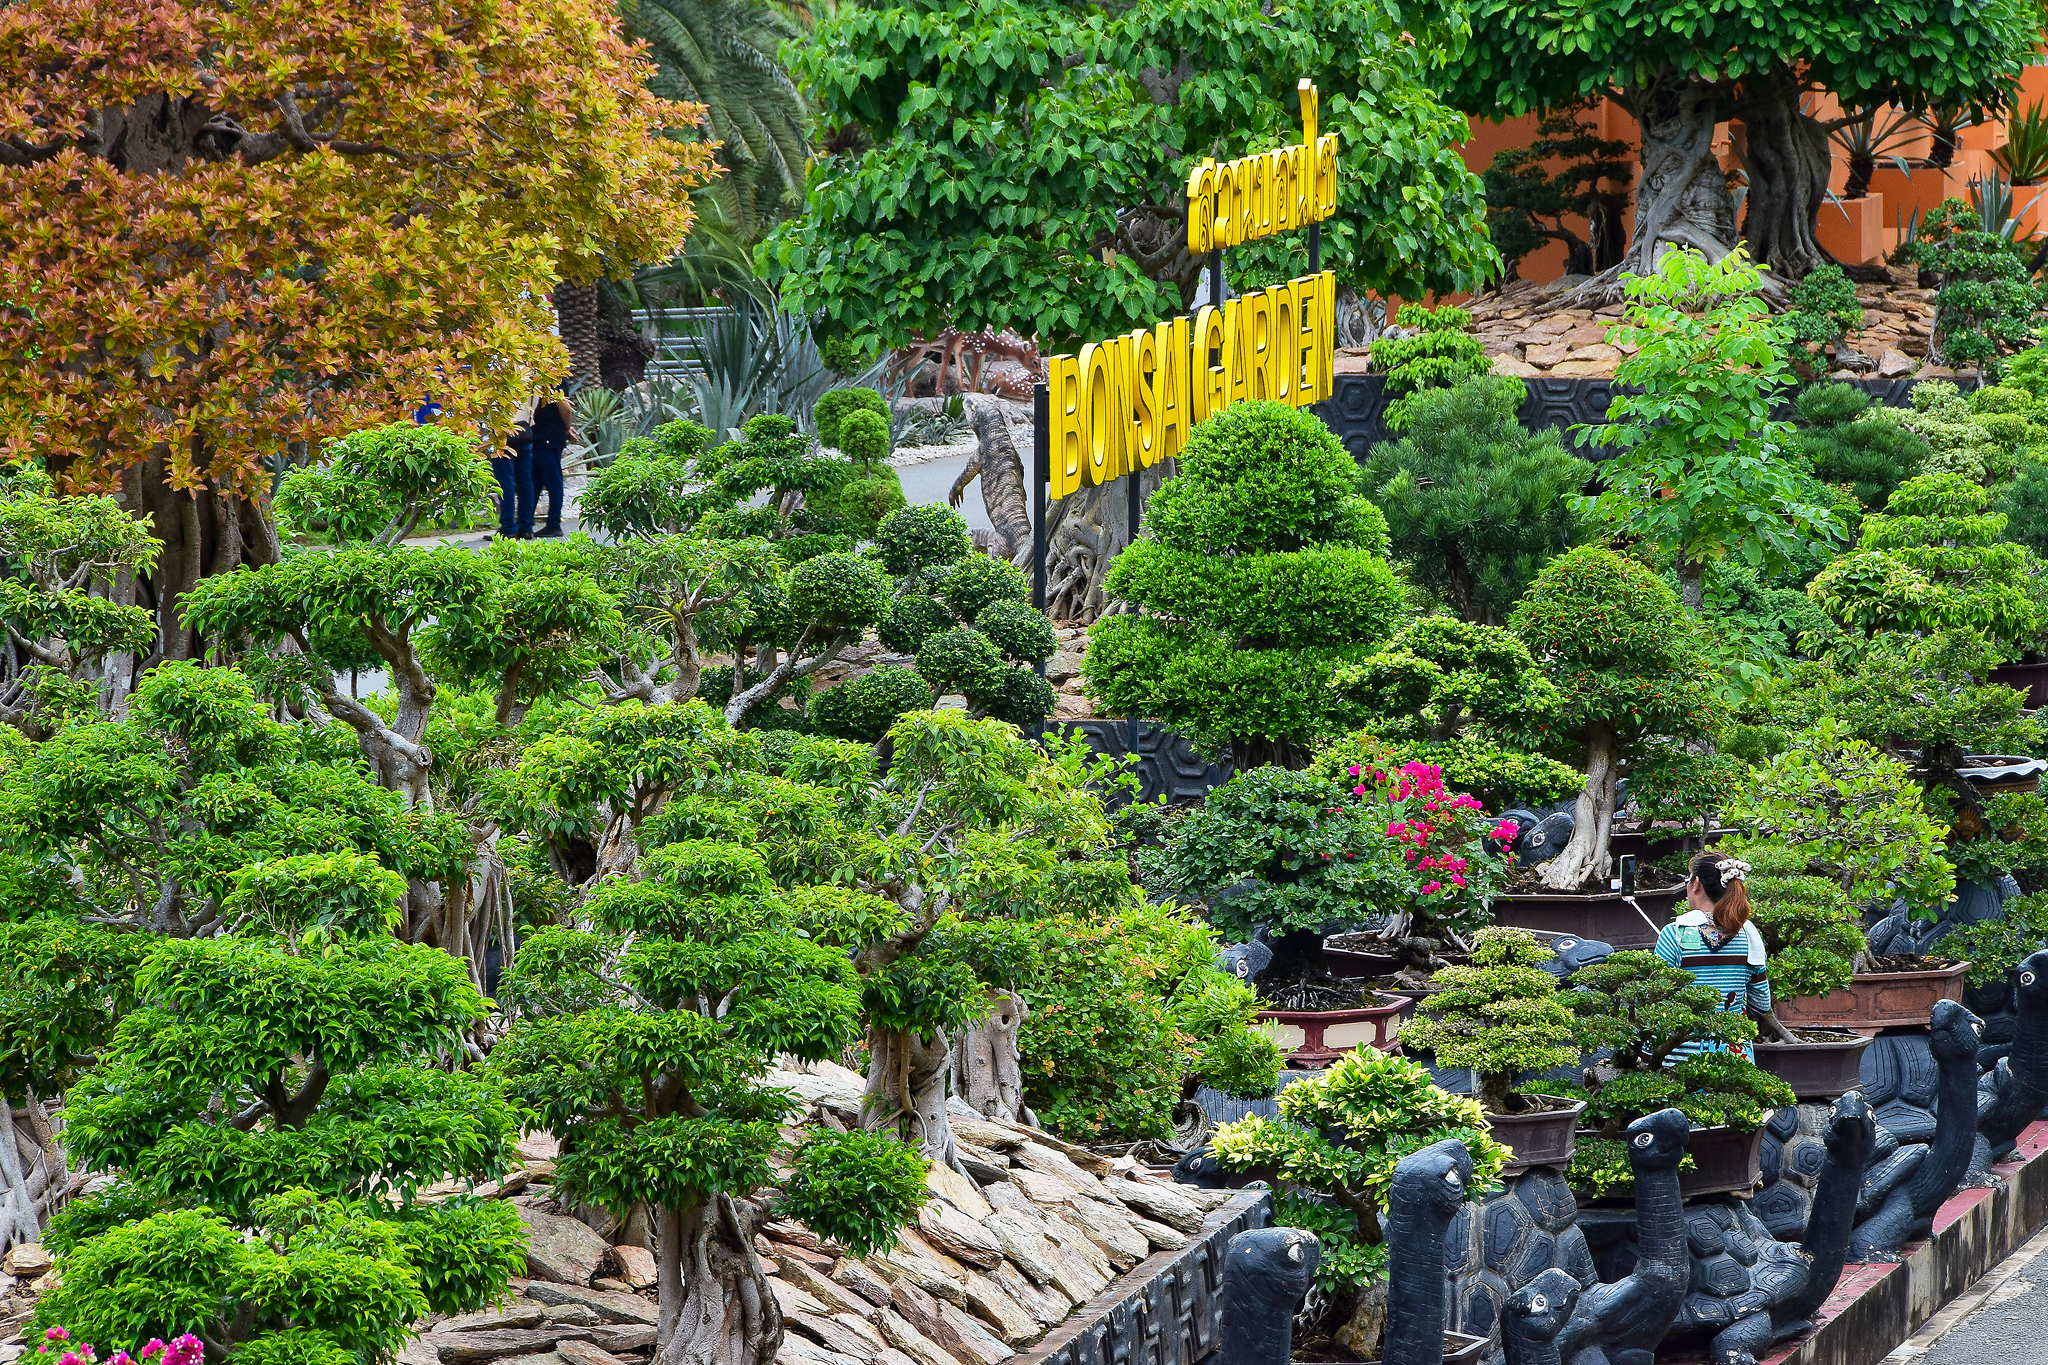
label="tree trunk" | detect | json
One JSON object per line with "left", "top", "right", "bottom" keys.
{"left": 1228, "top": 735, "right": 1311, "bottom": 772}
{"left": 1844, "top": 154, "right": 1876, "bottom": 201}
{"left": 1677, "top": 553, "right": 1706, "bottom": 611}
{"left": 949, "top": 991, "right": 1030, "bottom": 1125}
{"left": 1619, "top": 77, "right": 1739, "bottom": 278}
{"left": 1476, "top": 1071, "right": 1516, "bottom": 1118}
{"left": 1041, "top": 460, "right": 1176, "bottom": 625}
{"left": 1539, "top": 722, "right": 1618, "bottom": 891}
{"left": 863, "top": 1023, "right": 961, "bottom": 1173}
{"left": 654, "top": 1200, "right": 781, "bottom": 1365}
{"left": 1736, "top": 67, "right": 1834, "bottom": 281}
{"left": 556, "top": 283, "right": 604, "bottom": 392}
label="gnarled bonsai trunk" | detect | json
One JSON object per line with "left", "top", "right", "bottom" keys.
{"left": 863, "top": 1023, "right": 961, "bottom": 1173}
{"left": 1735, "top": 66, "right": 1834, "bottom": 281}
{"left": 655, "top": 1198, "right": 781, "bottom": 1365}
{"left": 1540, "top": 721, "right": 1617, "bottom": 891}
{"left": 949, "top": 990, "right": 1030, "bottom": 1124}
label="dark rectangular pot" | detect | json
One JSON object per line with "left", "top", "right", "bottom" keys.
{"left": 1256, "top": 992, "right": 1419, "bottom": 1067}
{"left": 1490, "top": 1097, "right": 1587, "bottom": 1175}
{"left": 1487, "top": 886, "right": 1681, "bottom": 950}
{"left": 1775, "top": 962, "right": 1970, "bottom": 1031}
{"left": 1679, "top": 1123, "right": 1767, "bottom": 1198}
{"left": 1989, "top": 660, "right": 2048, "bottom": 709}
{"left": 1753, "top": 1032, "right": 1875, "bottom": 1101}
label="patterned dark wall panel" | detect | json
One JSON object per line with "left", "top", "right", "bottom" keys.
{"left": 1314, "top": 373, "right": 1962, "bottom": 464}
{"left": 1057, "top": 719, "right": 1235, "bottom": 805}
{"left": 1013, "top": 1191, "right": 1271, "bottom": 1365}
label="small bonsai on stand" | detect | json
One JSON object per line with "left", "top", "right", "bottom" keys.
{"left": 1560, "top": 950, "right": 1795, "bottom": 1194}
{"left": 1401, "top": 926, "right": 1580, "bottom": 1116}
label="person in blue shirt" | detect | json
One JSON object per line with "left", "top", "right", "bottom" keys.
{"left": 529, "top": 382, "right": 578, "bottom": 538}
{"left": 1654, "top": 853, "right": 1768, "bottom": 1062}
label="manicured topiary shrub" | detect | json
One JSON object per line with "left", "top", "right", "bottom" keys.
{"left": 939, "top": 555, "right": 1030, "bottom": 623}
{"left": 810, "top": 667, "right": 935, "bottom": 743}
{"left": 814, "top": 386, "right": 891, "bottom": 450}
{"left": 1401, "top": 926, "right": 1579, "bottom": 1115}
{"left": 1087, "top": 400, "right": 1404, "bottom": 769}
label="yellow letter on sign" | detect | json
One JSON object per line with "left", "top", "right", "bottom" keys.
{"left": 1268, "top": 283, "right": 1296, "bottom": 407}
{"left": 1081, "top": 342, "right": 1116, "bottom": 486}
{"left": 1192, "top": 304, "right": 1228, "bottom": 423}
{"left": 1130, "top": 326, "right": 1159, "bottom": 469}
{"left": 1186, "top": 161, "right": 1214, "bottom": 254}
{"left": 1153, "top": 315, "right": 1189, "bottom": 464}
{"left": 1050, "top": 354, "right": 1083, "bottom": 499}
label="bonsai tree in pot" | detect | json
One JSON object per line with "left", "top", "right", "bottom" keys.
{"left": 1723, "top": 720, "right": 1957, "bottom": 993}
{"left": 1140, "top": 751, "right": 1516, "bottom": 982}
{"left": 1400, "top": 926, "right": 1580, "bottom": 1116}
{"left": 1207, "top": 1045, "right": 1510, "bottom": 1355}
{"left": 1510, "top": 545, "right": 1722, "bottom": 890}
{"left": 1559, "top": 950, "right": 1794, "bottom": 1194}
{"left": 1085, "top": 400, "right": 1406, "bottom": 770}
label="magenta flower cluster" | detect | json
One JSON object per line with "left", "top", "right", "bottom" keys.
{"left": 37, "top": 1329, "right": 203, "bottom": 1365}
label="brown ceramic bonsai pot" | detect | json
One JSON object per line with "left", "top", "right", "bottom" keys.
{"left": 1351, "top": 1330, "right": 1489, "bottom": 1365}
{"left": 1256, "top": 991, "right": 1418, "bottom": 1068}
{"left": 1774, "top": 961, "right": 1970, "bottom": 1031}
{"left": 1487, "top": 885, "right": 1682, "bottom": 951}
{"left": 1753, "top": 1031, "right": 1874, "bottom": 1101}
{"left": 1489, "top": 1096, "right": 1587, "bottom": 1175}
{"left": 1679, "top": 1122, "right": 1768, "bottom": 1198}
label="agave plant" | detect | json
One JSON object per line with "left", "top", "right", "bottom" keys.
{"left": 678, "top": 303, "right": 831, "bottom": 441}
{"left": 1831, "top": 107, "right": 1923, "bottom": 199}
{"left": 1994, "top": 100, "right": 2048, "bottom": 186}
{"left": 1968, "top": 167, "right": 2025, "bottom": 242}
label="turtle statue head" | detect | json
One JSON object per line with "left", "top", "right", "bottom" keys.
{"left": 1506, "top": 1267, "right": 1583, "bottom": 1344}
{"left": 1625, "top": 1108, "right": 1693, "bottom": 1172}
{"left": 2016, "top": 949, "right": 2048, "bottom": 1013}
{"left": 1393, "top": 1135, "right": 1474, "bottom": 1220}
{"left": 1823, "top": 1090, "right": 1876, "bottom": 1173}
{"left": 1928, "top": 999, "right": 1982, "bottom": 1063}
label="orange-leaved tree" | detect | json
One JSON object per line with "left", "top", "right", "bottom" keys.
{"left": 0, "top": 0, "right": 711, "bottom": 665}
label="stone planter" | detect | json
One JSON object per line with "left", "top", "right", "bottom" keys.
{"left": 1753, "top": 1032, "right": 1875, "bottom": 1101}
{"left": 1680, "top": 1123, "right": 1769, "bottom": 1198}
{"left": 1487, "top": 886, "right": 1682, "bottom": 951}
{"left": 1489, "top": 1096, "right": 1587, "bottom": 1175}
{"left": 1256, "top": 992, "right": 1417, "bottom": 1067}
{"left": 1776, "top": 962, "right": 1970, "bottom": 1030}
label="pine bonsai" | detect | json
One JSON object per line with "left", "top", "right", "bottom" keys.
{"left": 1481, "top": 100, "right": 1632, "bottom": 279}
{"left": 1086, "top": 400, "right": 1405, "bottom": 769}
{"left": 1509, "top": 545, "right": 1721, "bottom": 890}
{"left": 1791, "top": 383, "right": 1930, "bottom": 514}
{"left": 1400, "top": 927, "right": 1579, "bottom": 1115}
{"left": 1369, "top": 305, "right": 1491, "bottom": 433}
{"left": 1361, "top": 377, "right": 1594, "bottom": 626}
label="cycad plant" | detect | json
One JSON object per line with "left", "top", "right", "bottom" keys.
{"left": 623, "top": 0, "right": 812, "bottom": 241}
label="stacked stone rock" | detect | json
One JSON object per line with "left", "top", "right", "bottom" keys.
{"left": 1442, "top": 276, "right": 1958, "bottom": 382}
{"left": 383, "top": 1062, "right": 1237, "bottom": 1365}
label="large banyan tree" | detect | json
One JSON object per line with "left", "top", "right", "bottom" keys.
{"left": 1447, "top": 0, "right": 2038, "bottom": 294}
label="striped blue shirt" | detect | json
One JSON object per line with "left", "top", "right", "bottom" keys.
{"left": 1654, "top": 910, "right": 1771, "bottom": 1064}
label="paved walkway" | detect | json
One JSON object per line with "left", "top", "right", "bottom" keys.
{"left": 1885, "top": 1220, "right": 2048, "bottom": 1365}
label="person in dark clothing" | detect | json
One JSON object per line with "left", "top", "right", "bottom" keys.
{"left": 492, "top": 400, "right": 538, "bottom": 540}
{"left": 529, "top": 384, "right": 578, "bottom": 538}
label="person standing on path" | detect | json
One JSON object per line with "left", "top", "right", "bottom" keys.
{"left": 530, "top": 382, "right": 578, "bottom": 538}
{"left": 492, "top": 397, "right": 538, "bottom": 540}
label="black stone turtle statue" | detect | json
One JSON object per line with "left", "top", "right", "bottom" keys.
{"left": 1216, "top": 1226, "right": 1320, "bottom": 1365}
{"left": 1552, "top": 1109, "right": 1694, "bottom": 1365}
{"left": 1849, "top": 1000, "right": 1982, "bottom": 1260}
{"left": 1661, "top": 1092, "right": 1876, "bottom": 1365}
{"left": 1972, "top": 948, "right": 2048, "bottom": 1181}
{"left": 1384, "top": 1137, "right": 1477, "bottom": 1365}
{"left": 1501, "top": 1269, "right": 1585, "bottom": 1365}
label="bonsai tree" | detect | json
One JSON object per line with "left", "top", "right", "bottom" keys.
{"left": 1361, "top": 376, "right": 1594, "bottom": 626}
{"left": 1559, "top": 950, "right": 1794, "bottom": 1192}
{"left": 1086, "top": 400, "right": 1406, "bottom": 769}
{"left": 0, "top": 466, "right": 160, "bottom": 736}
{"left": 1482, "top": 100, "right": 1633, "bottom": 279}
{"left": 1900, "top": 201, "right": 2048, "bottom": 372}
{"left": 1140, "top": 755, "right": 1515, "bottom": 977}
{"left": 41, "top": 930, "right": 527, "bottom": 1359}
{"left": 1790, "top": 383, "right": 1930, "bottom": 515}
{"left": 491, "top": 836, "right": 930, "bottom": 1365}
{"left": 1575, "top": 249, "right": 1844, "bottom": 611}
{"left": 1509, "top": 545, "right": 1721, "bottom": 890}
{"left": 1400, "top": 927, "right": 1579, "bottom": 1115}
{"left": 1736, "top": 842, "right": 1868, "bottom": 1018}
{"left": 814, "top": 387, "right": 890, "bottom": 450}
{"left": 1330, "top": 615, "right": 1582, "bottom": 809}
{"left": 1207, "top": 1047, "right": 1509, "bottom": 1348}
{"left": 1809, "top": 472, "right": 2042, "bottom": 648}
{"left": 1368, "top": 306, "right": 1490, "bottom": 434}
{"left": 1783, "top": 264, "right": 1864, "bottom": 376}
